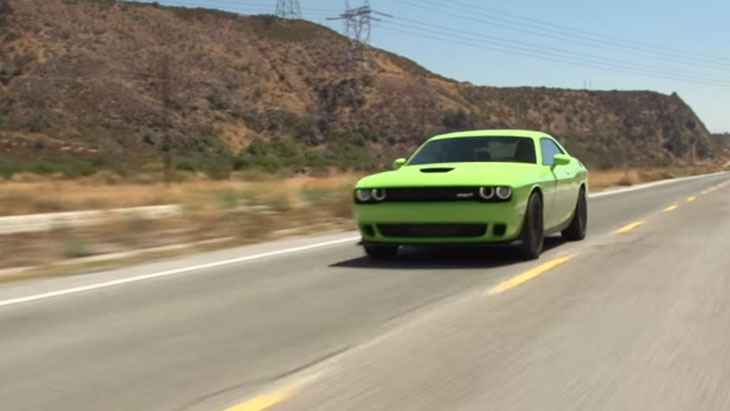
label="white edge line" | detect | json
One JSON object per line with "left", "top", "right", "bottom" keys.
{"left": 0, "top": 236, "right": 360, "bottom": 308}
{"left": 588, "top": 171, "right": 728, "bottom": 198}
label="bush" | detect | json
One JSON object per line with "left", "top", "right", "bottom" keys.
{"left": 202, "top": 159, "right": 232, "bottom": 180}
{"left": 0, "top": 160, "right": 12, "bottom": 179}
{"left": 62, "top": 238, "right": 94, "bottom": 259}
{"left": 176, "top": 160, "right": 196, "bottom": 172}
{"left": 441, "top": 109, "right": 474, "bottom": 131}
{"left": 0, "top": 158, "right": 100, "bottom": 178}
{"left": 143, "top": 134, "right": 156, "bottom": 146}
{"left": 219, "top": 191, "right": 239, "bottom": 210}
{"left": 617, "top": 176, "right": 633, "bottom": 186}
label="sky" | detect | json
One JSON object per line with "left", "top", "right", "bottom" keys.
{"left": 150, "top": 0, "right": 730, "bottom": 132}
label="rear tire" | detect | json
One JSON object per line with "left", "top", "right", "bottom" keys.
{"left": 517, "top": 192, "right": 544, "bottom": 260}
{"left": 364, "top": 244, "right": 399, "bottom": 259}
{"left": 562, "top": 187, "right": 587, "bottom": 241}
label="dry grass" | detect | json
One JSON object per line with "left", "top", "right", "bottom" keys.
{"left": 0, "top": 173, "right": 363, "bottom": 216}
{"left": 0, "top": 172, "right": 362, "bottom": 272}
{"left": 0, "top": 204, "right": 355, "bottom": 270}
{"left": 1, "top": 167, "right": 721, "bottom": 216}
{"left": 589, "top": 165, "right": 722, "bottom": 191}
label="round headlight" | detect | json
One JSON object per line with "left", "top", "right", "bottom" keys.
{"left": 479, "top": 186, "right": 495, "bottom": 200}
{"left": 372, "top": 188, "right": 387, "bottom": 201}
{"left": 355, "top": 189, "right": 372, "bottom": 202}
{"left": 496, "top": 186, "right": 512, "bottom": 200}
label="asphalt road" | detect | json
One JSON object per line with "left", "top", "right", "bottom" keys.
{"left": 1, "top": 172, "right": 729, "bottom": 411}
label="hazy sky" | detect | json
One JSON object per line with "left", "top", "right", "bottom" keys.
{"left": 151, "top": 0, "right": 730, "bottom": 132}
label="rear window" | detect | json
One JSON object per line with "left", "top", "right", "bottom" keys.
{"left": 409, "top": 137, "right": 537, "bottom": 165}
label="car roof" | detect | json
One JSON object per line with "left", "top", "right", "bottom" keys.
{"left": 428, "top": 129, "right": 551, "bottom": 141}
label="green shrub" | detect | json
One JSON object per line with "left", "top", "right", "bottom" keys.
{"left": 176, "top": 160, "right": 196, "bottom": 172}
{"left": 143, "top": 134, "right": 156, "bottom": 146}
{"left": 202, "top": 159, "right": 232, "bottom": 180}
{"left": 219, "top": 191, "right": 239, "bottom": 210}
{"left": 62, "top": 238, "right": 93, "bottom": 259}
{"left": 0, "top": 160, "right": 12, "bottom": 179}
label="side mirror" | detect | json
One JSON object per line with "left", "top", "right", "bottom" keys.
{"left": 393, "top": 158, "right": 407, "bottom": 169}
{"left": 553, "top": 154, "right": 571, "bottom": 167}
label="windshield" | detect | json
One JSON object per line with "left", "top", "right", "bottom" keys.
{"left": 409, "top": 137, "right": 537, "bottom": 165}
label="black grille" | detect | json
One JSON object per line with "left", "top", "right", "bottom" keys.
{"left": 493, "top": 224, "right": 507, "bottom": 237}
{"left": 384, "top": 187, "right": 481, "bottom": 202}
{"left": 377, "top": 223, "right": 487, "bottom": 238}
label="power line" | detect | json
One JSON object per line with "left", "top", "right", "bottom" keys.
{"left": 392, "top": 0, "right": 730, "bottom": 72}
{"left": 375, "top": 25, "right": 730, "bottom": 88}
{"left": 379, "top": 17, "right": 730, "bottom": 86}
{"left": 442, "top": 0, "right": 730, "bottom": 66}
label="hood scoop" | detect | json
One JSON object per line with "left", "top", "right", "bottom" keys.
{"left": 420, "top": 167, "right": 454, "bottom": 173}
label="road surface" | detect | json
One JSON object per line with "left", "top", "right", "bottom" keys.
{"left": 1, "top": 172, "right": 729, "bottom": 411}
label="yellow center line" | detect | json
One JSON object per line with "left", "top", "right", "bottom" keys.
{"left": 701, "top": 189, "right": 712, "bottom": 195}
{"left": 489, "top": 256, "right": 572, "bottom": 294}
{"left": 223, "top": 376, "right": 318, "bottom": 411}
{"left": 225, "top": 392, "right": 292, "bottom": 411}
{"left": 615, "top": 221, "right": 646, "bottom": 234}
{"left": 663, "top": 205, "right": 679, "bottom": 212}
{"left": 687, "top": 196, "right": 696, "bottom": 202}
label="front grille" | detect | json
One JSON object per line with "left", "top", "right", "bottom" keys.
{"left": 384, "top": 187, "right": 481, "bottom": 202}
{"left": 377, "top": 223, "right": 487, "bottom": 238}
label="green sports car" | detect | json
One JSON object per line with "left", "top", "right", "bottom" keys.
{"left": 353, "top": 129, "right": 589, "bottom": 260}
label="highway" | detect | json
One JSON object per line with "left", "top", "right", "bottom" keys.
{"left": 1, "top": 172, "right": 729, "bottom": 411}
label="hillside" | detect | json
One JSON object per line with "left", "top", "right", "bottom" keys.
{"left": 0, "top": 0, "right": 721, "bottom": 177}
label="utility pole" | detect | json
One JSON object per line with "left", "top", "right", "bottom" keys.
{"left": 327, "top": 1, "right": 392, "bottom": 66}
{"left": 275, "top": 0, "right": 302, "bottom": 19}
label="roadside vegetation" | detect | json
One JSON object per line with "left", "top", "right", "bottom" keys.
{"left": 0, "top": 163, "right": 725, "bottom": 277}
{"left": 0, "top": 165, "right": 723, "bottom": 216}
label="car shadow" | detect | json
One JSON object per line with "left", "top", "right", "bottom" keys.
{"left": 330, "top": 237, "right": 566, "bottom": 270}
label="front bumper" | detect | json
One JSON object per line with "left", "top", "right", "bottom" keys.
{"left": 354, "top": 201, "right": 526, "bottom": 244}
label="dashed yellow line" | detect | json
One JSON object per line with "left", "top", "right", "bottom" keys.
{"left": 663, "top": 205, "right": 679, "bottom": 212}
{"left": 701, "top": 189, "right": 712, "bottom": 195}
{"left": 687, "top": 196, "right": 697, "bottom": 202}
{"left": 224, "top": 391, "right": 292, "bottom": 411}
{"left": 223, "top": 377, "right": 317, "bottom": 411}
{"left": 615, "top": 221, "right": 646, "bottom": 234}
{"left": 489, "top": 256, "right": 573, "bottom": 294}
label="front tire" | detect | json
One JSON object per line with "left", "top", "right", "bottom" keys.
{"left": 364, "top": 244, "right": 399, "bottom": 259}
{"left": 562, "top": 187, "right": 587, "bottom": 241}
{"left": 517, "top": 192, "right": 544, "bottom": 260}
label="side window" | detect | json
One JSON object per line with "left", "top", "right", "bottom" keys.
{"left": 540, "top": 138, "right": 564, "bottom": 166}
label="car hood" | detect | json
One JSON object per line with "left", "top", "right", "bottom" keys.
{"left": 356, "top": 162, "right": 539, "bottom": 188}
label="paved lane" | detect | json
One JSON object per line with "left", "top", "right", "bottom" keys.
{"left": 0, "top": 173, "right": 728, "bottom": 411}
{"left": 274, "top": 176, "right": 730, "bottom": 411}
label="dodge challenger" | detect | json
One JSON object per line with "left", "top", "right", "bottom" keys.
{"left": 353, "top": 130, "right": 589, "bottom": 260}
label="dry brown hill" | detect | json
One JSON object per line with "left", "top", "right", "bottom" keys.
{"left": 0, "top": 0, "right": 721, "bottom": 176}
